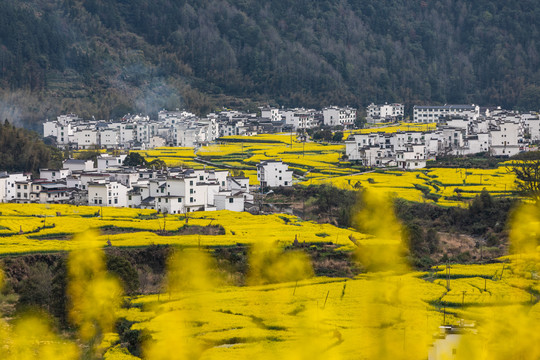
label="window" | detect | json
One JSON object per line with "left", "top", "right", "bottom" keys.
{"left": 109, "top": 200, "right": 111, "bottom": 204}
{"left": 99, "top": 199, "right": 102, "bottom": 204}
{"left": 199, "top": 176, "right": 204, "bottom": 180}
{"left": 24, "top": 185, "right": 27, "bottom": 189}
{"left": 178, "top": 198, "right": 182, "bottom": 203}
{"left": 190, "top": 197, "right": 194, "bottom": 203}
{"left": 229, "top": 198, "right": 234, "bottom": 203}
{"left": 190, "top": 189, "right": 194, "bottom": 194}
{"left": 190, "top": 180, "right": 193, "bottom": 185}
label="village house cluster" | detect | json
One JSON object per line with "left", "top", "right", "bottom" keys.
{"left": 346, "top": 105, "right": 539, "bottom": 169}
{"left": 0, "top": 156, "right": 256, "bottom": 213}
{"left": 43, "top": 106, "right": 357, "bottom": 150}
{"left": 39, "top": 103, "right": 540, "bottom": 182}
{"left": 0, "top": 156, "right": 298, "bottom": 211}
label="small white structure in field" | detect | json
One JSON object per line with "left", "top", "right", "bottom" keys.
{"left": 428, "top": 324, "right": 476, "bottom": 360}
{"left": 257, "top": 160, "right": 293, "bottom": 188}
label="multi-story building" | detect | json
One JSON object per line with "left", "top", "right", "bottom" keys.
{"left": 413, "top": 105, "right": 480, "bottom": 123}
{"left": 260, "top": 107, "right": 281, "bottom": 122}
{"left": 99, "top": 128, "right": 119, "bottom": 149}
{"left": 490, "top": 121, "right": 520, "bottom": 156}
{"left": 88, "top": 180, "right": 128, "bottom": 207}
{"left": 97, "top": 154, "right": 127, "bottom": 171}
{"left": 75, "top": 128, "right": 99, "bottom": 149}
{"left": 257, "top": 160, "right": 293, "bottom": 188}
{"left": 39, "top": 169, "right": 70, "bottom": 181}
{"left": 396, "top": 144, "right": 427, "bottom": 170}
{"left": 366, "top": 103, "right": 404, "bottom": 123}
{"left": 322, "top": 106, "right": 357, "bottom": 128}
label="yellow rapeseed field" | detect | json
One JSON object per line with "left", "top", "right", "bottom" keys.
{"left": 119, "top": 131, "right": 518, "bottom": 207}
{"left": 0, "top": 204, "right": 373, "bottom": 254}
{"left": 0, "top": 191, "right": 539, "bottom": 359}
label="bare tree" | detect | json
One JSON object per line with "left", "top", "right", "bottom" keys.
{"left": 510, "top": 161, "right": 540, "bottom": 201}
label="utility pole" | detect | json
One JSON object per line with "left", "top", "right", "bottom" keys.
{"left": 443, "top": 306, "right": 446, "bottom": 325}
{"left": 446, "top": 263, "right": 451, "bottom": 291}
{"left": 290, "top": 131, "right": 293, "bottom": 148}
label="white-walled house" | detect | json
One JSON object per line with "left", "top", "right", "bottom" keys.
{"left": 413, "top": 105, "right": 480, "bottom": 123}
{"left": 150, "top": 136, "right": 167, "bottom": 148}
{"left": 522, "top": 113, "right": 540, "bottom": 141}
{"left": 63, "top": 159, "right": 95, "bottom": 172}
{"left": 0, "top": 173, "right": 30, "bottom": 202}
{"left": 453, "top": 133, "right": 490, "bottom": 155}
{"left": 396, "top": 144, "right": 427, "bottom": 169}
{"left": 13, "top": 180, "right": 32, "bottom": 203}
{"left": 490, "top": 121, "right": 520, "bottom": 156}
{"left": 38, "top": 182, "right": 71, "bottom": 203}
{"left": 88, "top": 180, "right": 128, "bottom": 207}
{"left": 260, "top": 107, "right": 281, "bottom": 122}
{"left": 257, "top": 161, "right": 293, "bottom": 188}
{"left": 75, "top": 128, "right": 99, "bottom": 149}
{"left": 322, "top": 106, "right": 356, "bottom": 128}
{"left": 40, "top": 169, "right": 70, "bottom": 181}
{"left": 80, "top": 173, "right": 111, "bottom": 191}
{"left": 366, "top": 103, "right": 404, "bottom": 123}
{"left": 99, "top": 128, "right": 119, "bottom": 149}
{"left": 155, "top": 195, "right": 185, "bottom": 214}
{"left": 215, "top": 191, "right": 245, "bottom": 211}
{"left": 97, "top": 154, "right": 127, "bottom": 170}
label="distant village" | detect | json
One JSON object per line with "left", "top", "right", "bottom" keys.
{"left": 0, "top": 103, "right": 538, "bottom": 209}
{"left": 349, "top": 103, "right": 539, "bottom": 169}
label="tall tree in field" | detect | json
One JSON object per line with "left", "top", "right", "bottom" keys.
{"left": 510, "top": 161, "right": 540, "bottom": 201}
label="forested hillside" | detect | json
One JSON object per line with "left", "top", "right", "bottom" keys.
{"left": 0, "top": 0, "right": 539, "bottom": 128}
{"left": 0, "top": 121, "right": 61, "bottom": 173}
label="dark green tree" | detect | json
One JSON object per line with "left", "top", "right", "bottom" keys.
{"left": 106, "top": 255, "right": 140, "bottom": 295}
{"left": 123, "top": 153, "right": 148, "bottom": 167}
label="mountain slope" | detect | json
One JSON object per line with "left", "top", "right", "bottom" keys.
{"left": 0, "top": 0, "right": 539, "bottom": 128}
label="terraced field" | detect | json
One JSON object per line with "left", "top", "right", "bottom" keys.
{"left": 0, "top": 204, "right": 374, "bottom": 255}
{"left": 127, "top": 130, "right": 517, "bottom": 207}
